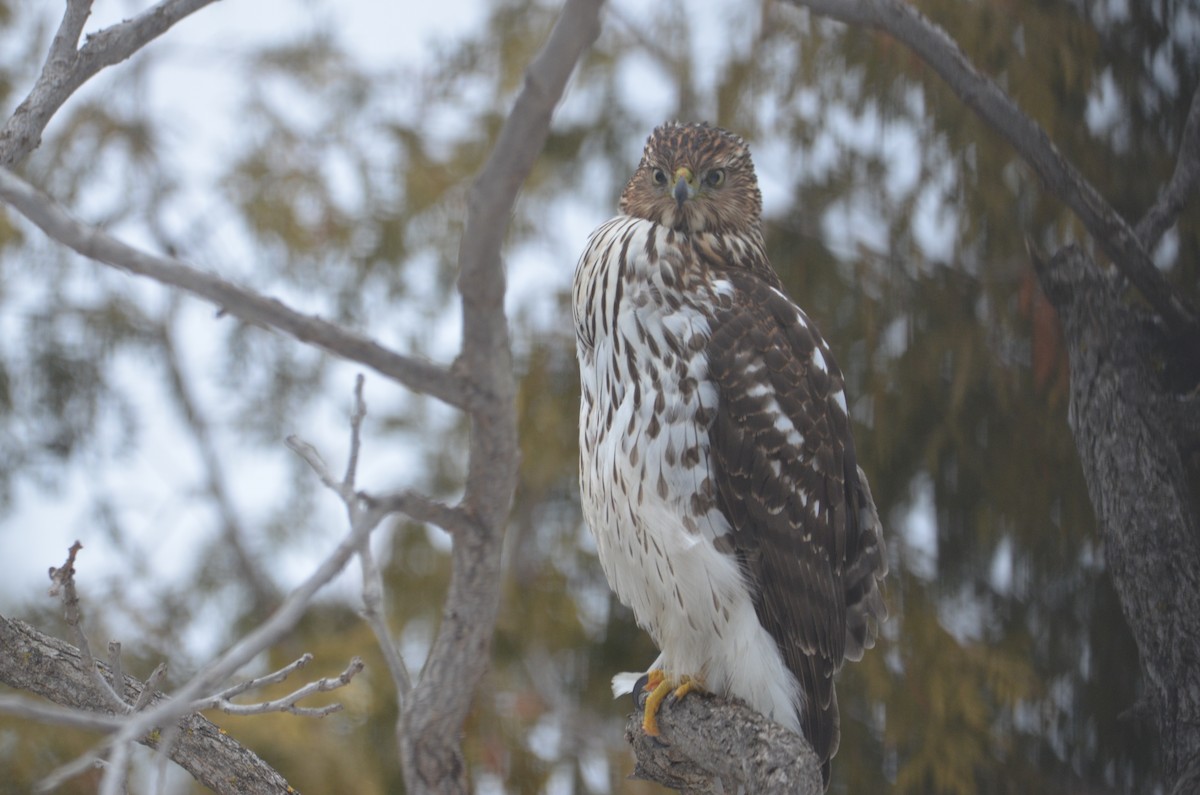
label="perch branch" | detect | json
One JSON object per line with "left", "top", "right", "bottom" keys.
{"left": 623, "top": 687, "right": 822, "bottom": 794}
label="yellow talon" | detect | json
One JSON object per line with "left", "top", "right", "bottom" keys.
{"left": 672, "top": 677, "right": 696, "bottom": 700}
{"left": 640, "top": 671, "right": 701, "bottom": 736}
{"left": 643, "top": 669, "right": 665, "bottom": 691}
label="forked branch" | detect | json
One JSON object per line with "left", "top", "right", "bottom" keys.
{"left": 0, "top": 0, "right": 224, "bottom": 167}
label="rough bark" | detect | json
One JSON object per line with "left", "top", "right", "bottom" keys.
{"left": 623, "top": 688, "right": 823, "bottom": 794}
{"left": 1035, "top": 246, "right": 1200, "bottom": 792}
{"left": 0, "top": 614, "right": 296, "bottom": 795}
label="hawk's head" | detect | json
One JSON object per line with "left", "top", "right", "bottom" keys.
{"left": 620, "top": 121, "right": 763, "bottom": 236}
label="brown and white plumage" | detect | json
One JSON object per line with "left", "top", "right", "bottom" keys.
{"left": 573, "top": 121, "right": 887, "bottom": 786}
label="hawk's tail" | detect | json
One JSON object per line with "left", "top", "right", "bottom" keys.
{"left": 843, "top": 466, "right": 889, "bottom": 663}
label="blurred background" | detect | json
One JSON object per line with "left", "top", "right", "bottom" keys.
{"left": 0, "top": 0, "right": 1196, "bottom": 792}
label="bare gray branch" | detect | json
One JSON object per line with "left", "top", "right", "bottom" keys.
{"left": 398, "top": 1, "right": 603, "bottom": 791}
{"left": 0, "top": 693, "right": 122, "bottom": 732}
{"left": 0, "top": 0, "right": 223, "bottom": 167}
{"left": 361, "top": 490, "right": 479, "bottom": 535}
{"left": 286, "top": 388, "right": 415, "bottom": 699}
{"left": 49, "top": 542, "right": 130, "bottom": 714}
{"left": 209, "top": 653, "right": 315, "bottom": 701}
{"left": 198, "top": 657, "right": 364, "bottom": 717}
{"left": 0, "top": 615, "right": 296, "bottom": 794}
{"left": 0, "top": 167, "right": 474, "bottom": 409}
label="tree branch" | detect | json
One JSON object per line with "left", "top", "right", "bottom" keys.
{"left": 360, "top": 489, "right": 481, "bottom": 535}
{"left": 66, "top": 477, "right": 400, "bottom": 779}
{"left": 0, "top": 0, "right": 223, "bottom": 167}
{"left": 788, "top": 0, "right": 1197, "bottom": 337}
{"left": 48, "top": 1, "right": 94, "bottom": 68}
{"left": 286, "top": 378, "right": 415, "bottom": 700}
{"left": 623, "top": 688, "right": 822, "bottom": 794}
{"left": 48, "top": 542, "right": 130, "bottom": 714}
{"left": 0, "top": 166, "right": 475, "bottom": 410}
{"left": 0, "top": 693, "right": 122, "bottom": 732}
{"left": 1137, "top": 82, "right": 1200, "bottom": 250}
{"left": 0, "top": 614, "right": 296, "bottom": 794}
{"left": 398, "top": 1, "right": 604, "bottom": 792}
{"left": 195, "top": 655, "right": 364, "bottom": 717}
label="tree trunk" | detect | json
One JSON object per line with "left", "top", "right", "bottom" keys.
{"left": 1036, "top": 245, "right": 1200, "bottom": 792}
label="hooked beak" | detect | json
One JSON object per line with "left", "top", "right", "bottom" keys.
{"left": 673, "top": 167, "right": 694, "bottom": 207}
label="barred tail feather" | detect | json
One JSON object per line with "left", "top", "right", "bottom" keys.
{"left": 843, "top": 466, "right": 888, "bottom": 663}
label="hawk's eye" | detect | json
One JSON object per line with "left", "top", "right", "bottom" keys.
{"left": 705, "top": 169, "right": 725, "bottom": 188}
{"left": 652, "top": 168, "right": 668, "bottom": 186}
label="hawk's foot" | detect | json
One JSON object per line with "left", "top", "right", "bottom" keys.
{"left": 640, "top": 671, "right": 702, "bottom": 736}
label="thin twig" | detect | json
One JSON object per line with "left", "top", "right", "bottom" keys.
{"left": 209, "top": 654, "right": 313, "bottom": 701}
{"left": 0, "top": 694, "right": 122, "bottom": 731}
{"left": 285, "top": 436, "right": 344, "bottom": 496}
{"left": 196, "top": 657, "right": 364, "bottom": 717}
{"left": 106, "top": 641, "right": 123, "bottom": 698}
{"left": 86, "top": 497, "right": 396, "bottom": 763}
{"left": 287, "top": 421, "right": 476, "bottom": 536}
{"left": 359, "top": 540, "right": 412, "bottom": 697}
{"left": 344, "top": 373, "right": 367, "bottom": 488}
{"left": 37, "top": 750, "right": 105, "bottom": 794}
{"left": 361, "top": 490, "right": 479, "bottom": 535}
{"left": 48, "top": 543, "right": 130, "bottom": 713}
{"left": 97, "top": 740, "right": 131, "bottom": 795}
{"left": 291, "top": 378, "right": 412, "bottom": 696}
{"left": 131, "top": 663, "right": 167, "bottom": 712}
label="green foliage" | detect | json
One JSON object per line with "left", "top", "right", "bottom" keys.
{"left": 1, "top": 0, "right": 1196, "bottom": 792}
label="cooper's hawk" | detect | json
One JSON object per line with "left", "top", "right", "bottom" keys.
{"left": 572, "top": 121, "right": 888, "bottom": 787}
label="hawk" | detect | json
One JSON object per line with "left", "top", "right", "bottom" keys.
{"left": 572, "top": 122, "right": 888, "bottom": 786}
